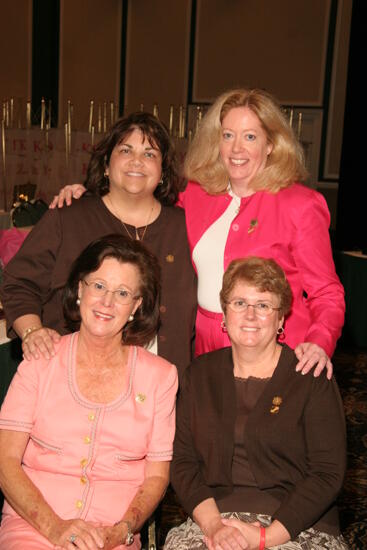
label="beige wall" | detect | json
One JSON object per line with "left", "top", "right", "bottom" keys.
{"left": 0, "top": 0, "right": 32, "bottom": 127}
{"left": 125, "top": 0, "right": 192, "bottom": 125}
{"left": 194, "top": 0, "right": 330, "bottom": 105}
{"left": 59, "top": 0, "right": 122, "bottom": 130}
{"left": 0, "top": 0, "right": 353, "bottom": 192}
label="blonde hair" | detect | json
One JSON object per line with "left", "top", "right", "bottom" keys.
{"left": 184, "top": 88, "right": 308, "bottom": 194}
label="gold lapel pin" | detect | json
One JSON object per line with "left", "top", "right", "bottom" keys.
{"left": 270, "top": 396, "right": 282, "bottom": 414}
{"left": 135, "top": 393, "right": 146, "bottom": 403}
{"left": 248, "top": 219, "right": 258, "bottom": 234}
{"left": 165, "top": 254, "right": 174, "bottom": 263}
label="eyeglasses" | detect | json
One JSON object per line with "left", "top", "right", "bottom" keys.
{"left": 83, "top": 280, "right": 140, "bottom": 305}
{"left": 226, "top": 299, "right": 281, "bottom": 317}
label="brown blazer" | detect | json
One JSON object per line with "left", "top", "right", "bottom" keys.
{"left": 171, "top": 345, "right": 346, "bottom": 539}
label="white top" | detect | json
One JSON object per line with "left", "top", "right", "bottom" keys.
{"left": 192, "top": 190, "right": 240, "bottom": 312}
{"left": 0, "top": 318, "right": 10, "bottom": 345}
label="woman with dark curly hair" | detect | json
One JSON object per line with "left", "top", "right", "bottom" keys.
{"left": 0, "top": 235, "right": 178, "bottom": 549}
{"left": 0, "top": 112, "right": 196, "bottom": 374}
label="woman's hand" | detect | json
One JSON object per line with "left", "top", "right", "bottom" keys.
{"left": 51, "top": 518, "right": 104, "bottom": 549}
{"left": 22, "top": 327, "right": 61, "bottom": 361}
{"left": 49, "top": 184, "right": 86, "bottom": 209}
{"left": 203, "top": 518, "right": 248, "bottom": 550}
{"left": 97, "top": 524, "right": 127, "bottom": 550}
{"left": 220, "top": 520, "right": 261, "bottom": 550}
{"left": 294, "top": 342, "right": 333, "bottom": 379}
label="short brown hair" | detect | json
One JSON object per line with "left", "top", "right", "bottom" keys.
{"left": 85, "top": 112, "right": 179, "bottom": 206}
{"left": 63, "top": 234, "right": 160, "bottom": 346}
{"left": 220, "top": 256, "right": 292, "bottom": 317}
{"left": 184, "top": 88, "right": 307, "bottom": 195}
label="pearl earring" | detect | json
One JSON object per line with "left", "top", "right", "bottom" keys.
{"left": 128, "top": 314, "right": 134, "bottom": 322}
{"left": 76, "top": 298, "right": 81, "bottom": 306}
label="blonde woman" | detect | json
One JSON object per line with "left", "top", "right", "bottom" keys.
{"left": 179, "top": 88, "right": 344, "bottom": 377}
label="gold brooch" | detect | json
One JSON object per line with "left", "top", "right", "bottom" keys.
{"left": 166, "top": 254, "right": 174, "bottom": 263}
{"left": 270, "top": 396, "right": 282, "bottom": 414}
{"left": 248, "top": 219, "right": 258, "bottom": 234}
{"left": 135, "top": 394, "right": 146, "bottom": 403}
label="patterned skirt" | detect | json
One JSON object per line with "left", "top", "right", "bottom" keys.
{"left": 163, "top": 512, "right": 349, "bottom": 550}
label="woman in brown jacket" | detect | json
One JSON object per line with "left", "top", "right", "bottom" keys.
{"left": 0, "top": 113, "right": 196, "bottom": 375}
{"left": 165, "top": 257, "right": 347, "bottom": 550}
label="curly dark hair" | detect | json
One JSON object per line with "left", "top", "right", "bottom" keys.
{"left": 63, "top": 234, "right": 161, "bottom": 347}
{"left": 84, "top": 112, "right": 179, "bottom": 206}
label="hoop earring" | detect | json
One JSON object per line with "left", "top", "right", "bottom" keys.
{"left": 277, "top": 326, "right": 285, "bottom": 339}
{"left": 221, "top": 319, "right": 227, "bottom": 333}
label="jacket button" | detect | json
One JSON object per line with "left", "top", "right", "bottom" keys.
{"left": 232, "top": 223, "right": 239, "bottom": 231}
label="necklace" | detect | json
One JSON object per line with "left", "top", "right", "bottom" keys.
{"left": 228, "top": 183, "right": 241, "bottom": 214}
{"left": 232, "top": 194, "right": 241, "bottom": 214}
{"left": 106, "top": 195, "right": 155, "bottom": 241}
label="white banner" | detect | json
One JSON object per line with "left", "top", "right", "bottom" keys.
{"left": 0, "top": 128, "right": 99, "bottom": 210}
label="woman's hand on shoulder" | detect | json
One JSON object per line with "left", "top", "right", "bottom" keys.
{"left": 49, "top": 184, "right": 86, "bottom": 209}
{"left": 203, "top": 518, "right": 248, "bottom": 550}
{"left": 22, "top": 327, "right": 61, "bottom": 361}
{"left": 51, "top": 518, "right": 104, "bottom": 549}
{"left": 294, "top": 342, "right": 333, "bottom": 380}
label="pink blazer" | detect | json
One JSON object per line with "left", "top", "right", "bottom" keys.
{"left": 178, "top": 181, "right": 345, "bottom": 356}
{"left": 0, "top": 333, "right": 178, "bottom": 527}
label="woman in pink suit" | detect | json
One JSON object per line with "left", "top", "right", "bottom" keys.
{"left": 178, "top": 88, "right": 344, "bottom": 377}
{"left": 0, "top": 235, "right": 178, "bottom": 550}
{"left": 51, "top": 88, "right": 344, "bottom": 377}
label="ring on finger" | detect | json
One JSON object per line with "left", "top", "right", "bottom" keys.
{"left": 69, "top": 534, "right": 77, "bottom": 543}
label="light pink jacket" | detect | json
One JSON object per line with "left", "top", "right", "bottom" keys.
{"left": 0, "top": 333, "right": 177, "bottom": 537}
{"left": 178, "top": 181, "right": 345, "bottom": 357}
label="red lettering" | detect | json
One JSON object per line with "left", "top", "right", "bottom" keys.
{"left": 16, "top": 163, "right": 27, "bottom": 175}
{"left": 33, "top": 141, "right": 42, "bottom": 153}
{"left": 12, "top": 139, "right": 27, "bottom": 152}
{"left": 43, "top": 165, "right": 52, "bottom": 176}
{"left": 82, "top": 142, "right": 91, "bottom": 153}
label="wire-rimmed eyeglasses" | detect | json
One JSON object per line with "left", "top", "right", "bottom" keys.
{"left": 83, "top": 280, "right": 140, "bottom": 305}
{"left": 226, "top": 299, "right": 281, "bottom": 317}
